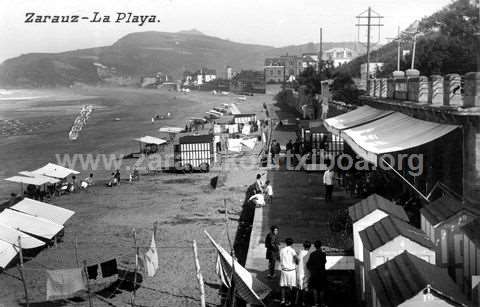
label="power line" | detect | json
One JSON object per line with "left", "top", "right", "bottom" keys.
{"left": 356, "top": 7, "right": 384, "bottom": 93}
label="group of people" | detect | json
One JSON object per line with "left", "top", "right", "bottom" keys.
{"left": 265, "top": 226, "right": 327, "bottom": 307}
{"left": 106, "top": 170, "right": 121, "bottom": 187}
{"left": 251, "top": 173, "right": 273, "bottom": 206}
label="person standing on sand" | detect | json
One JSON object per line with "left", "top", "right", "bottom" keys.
{"left": 307, "top": 240, "right": 327, "bottom": 307}
{"left": 279, "top": 238, "right": 298, "bottom": 306}
{"left": 265, "top": 225, "right": 280, "bottom": 279}
{"left": 295, "top": 241, "right": 312, "bottom": 307}
{"left": 323, "top": 165, "right": 334, "bottom": 202}
{"left": 264, "top": 180, "right": 273, "bottom": 205}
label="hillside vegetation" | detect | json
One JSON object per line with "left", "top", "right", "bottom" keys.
{"left": 337, "top": 0, "right": 479, "bottom": 77}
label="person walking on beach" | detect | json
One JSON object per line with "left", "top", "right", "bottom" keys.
{"left": 323, "top": 165, "right": 334, "bottom": 202}
{"left": 264, "top": 180, "right": 273, "bottom": 205}
{"left": 115, "top": 169, "right": 121, "bottom": 185}
{"left": 295, "top": 241, "right": 312, "bottom": 306}
{"left": 307, "top": 240, "right": 327, "bottom": 307}
{"left": 265, "top": 226, "right": 280, "bottom": 279}
{"left": 270, "top": 140, "right": 277, "bottom": 164}
{"left": 279, "top": 238, "right": 298, "bottom": 306}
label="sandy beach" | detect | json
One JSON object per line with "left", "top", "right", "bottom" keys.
{"left": 0, "top": 86, "right": 274, "bottom": 306}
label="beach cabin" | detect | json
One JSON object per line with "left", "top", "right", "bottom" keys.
{"left": 369, "top": 251, "right": 470, "bottom": 307}
{"left": 348, "top": 194, "right": 409, "bottom": 301}
{"left": 135, "top": 136, "right": 167, "bottom": 155}
{"left": 460, "top": 218, "right": 480, "bottom": 304}
{"left": 175, "top": 134, "right": 215, "bottom": 172}
{"left": 360, "top": 215, "right": 436, "bottom": 303}
{"left": 233, "top": 114, "right": 256, "bottom": 124}
{"left": 420, "top": 194, "right": 480, "bottom": 288}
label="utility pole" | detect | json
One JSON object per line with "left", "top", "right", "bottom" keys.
{"left": 319, "top": 27, "right": 323, "bottom": 72}
{"left": 356, "top": 7, "right": 384, "bottom": 92}
{"left": 386, "top": 26, "right": 402, "bottom": 71}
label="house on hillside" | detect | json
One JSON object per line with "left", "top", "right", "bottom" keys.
{"left": 324, "top": 47, "right": 355, "bottom": 67}
{"left": 230, "top": 70, "right": 265, "bottom": 94}
{"left": 420, "top": 194, "right": 480, "bottom": 288}
{"left": 300, "top": 53, "right": 320, "bottom": 73}
{"left": 183, "top": 68, "right": 217, "bottom": 86}
{"left": 369, "top": 251, "right": 470, "bottom": 307}
{"left": 348, "top": 194, "right": 409, "bottom": 301}
{"left": 359, "top": 215, "right": 436, "bottom": 304}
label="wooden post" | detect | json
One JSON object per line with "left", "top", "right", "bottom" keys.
{"left": 131, "top": 229, "right": 138, "bottom": 307}
{"left": 192, "top": 240, "right": 206, "bottom": 307}
{"left": 74, "top": 236, "right": 80, "bottom": 267}
{"left": 17, "top": 236, "right": 29, "bottom": 307}
{"left": 153, "top": 222, "right": 158, "bottom": 241}
{"left": 83, "top": 260, "right": 94, "bottom": 307}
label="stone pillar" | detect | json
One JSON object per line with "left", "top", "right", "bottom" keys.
{"left": 368, "top": 79, "right": 375, "bottom": 96}
{"left": 380, "top": 78, "right": 388, "bottom": 98}
{"left": 406, "top": 69, "right": 420, "bottom": 102}
{"left": 374, "top": 79, "right": 381, "bottom": 97}
{"left": 387, "top": 78, "right": 395, "bottom": 99}
{"left": 418, "top": 76, "right": 429, "bottom": 103}
{"left": 429, "top": 75, "right": 444, "bottom": 105}
{"left": 407, "top": 77, "right": 419, "bottom": 102}
{"left": 393, "top": 71, "right": 406, "bottom": 100}
{"left": 443, "top": 74, "right": 463, "bottom": 106}
{"left": 464, "top": 72, "right": 480, "bottom": 107}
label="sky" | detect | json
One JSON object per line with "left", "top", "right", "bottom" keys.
{"left": 0, "top": 0, "right": 454, "bottom": 62}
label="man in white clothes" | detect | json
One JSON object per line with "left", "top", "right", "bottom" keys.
{"left": 279, "top": 238, "right": 298, "bottom": 306}
{"left": 323, "top": 165, "right": 335, "bottom": 202}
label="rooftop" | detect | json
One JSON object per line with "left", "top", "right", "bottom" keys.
{"left": 420, "top": 194, "right": 480, "bottom": 226}
{"left": 369, "top": 251, "right": 470, "bottom": 307}
{"left": 178, "top": 134, "right": 214, "bottom": 144}
{"left": 359, "top": 215, "right": 433, "bottom": 252}
{"left": 348, "top": 193, "right": 409, "bottom": 223}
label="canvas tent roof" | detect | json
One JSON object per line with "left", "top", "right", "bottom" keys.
{"left": 5, "top": 175, "right": 53, "bottom": 186}
{"left": 205, "top": 231, "right": 270, "bottom": 306}
{"left": 348, "top": 194, "right": 409, "bottom": 223}
{"left": 359, "top": 216, "right": 434, "bottom": 252}
{"left": 31, "top": 163, "right": 79, "bottom": 179}
{"left": 0, "top": 240, "right": 18, "bottom": 269}
{"left": 159, "top": 127, "right": 183, "bottom": 134}
{"left": 0, "top": 209, "right": 63, "bottom": 240}
{"left": 342, "top": 112, "right": 459, "bottom": 165}
{"left": 369, "top": 252, "right": 469, "bottom": 307}
{"left": 18, "top": 171, "right": 60, "bottom": 184}
{"left": 135, "top": 136, "right": 167, "bottom": 145}
{"left": 324, "top": 105, "right": 393, "bottom": 136}
{"left": 11, "top": 198, "right": 75, "bottom": 225}
{"left": 0, "top": 223, "right": 45, "bottom": 249}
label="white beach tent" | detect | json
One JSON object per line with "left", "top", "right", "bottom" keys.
{"left": 134, "top": 136, "right": 167, "bottom": 145}
{"left": 0, "top": 225, "right": 45, "bottom": 269}
{"left": 32, "top": 163, "right": 79, "bottom": 179}
{"left": 11, "top": 198, "right": 75, "bottom": 225}
{"left": 0, "top": 209, "right": 63, "bottom": 240}
{"left": 159, "top": 127, "right": 183, "bottom": 134}
{"left": 0, "top": 241, "right": 19, "bottom": 269}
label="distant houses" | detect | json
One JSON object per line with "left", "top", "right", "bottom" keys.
{"left": 229, "top": 70, "right": 266, "bottom": 94}
{"left": 183, "top": 68, "right": 217, "bottom": 86}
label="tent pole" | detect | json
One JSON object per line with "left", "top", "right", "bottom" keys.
{"left": 131, "top": 229, "right": 138, "bottom": 307}
{"left": 74, "top": 235, "right": 80, "bottom": 267}
{"left": 17, "top": 236, "right": 29, "bottom": 307}
{"left": 83, "top": 260, "right": 94, "bottom": 307}
{"left": 192, "top": 240, "right": 206, "bottom": 307}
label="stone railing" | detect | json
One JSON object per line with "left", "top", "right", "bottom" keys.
{"left": 367, "top": 70, "right": 480, "bottom": 108}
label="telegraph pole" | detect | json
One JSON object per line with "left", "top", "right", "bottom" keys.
{"left": 356, "top": 7, "right": 384, "bottom": 92}
{"left": 319, "top": 27, "right": 323, "bottom": 72}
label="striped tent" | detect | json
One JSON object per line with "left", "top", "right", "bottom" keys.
{"left": 204, "top": 231, "right": 270, "bottom": 306}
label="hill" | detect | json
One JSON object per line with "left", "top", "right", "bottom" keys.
{"left": 337, "top": 0, "right": 478, "bottom": 78}
{"left": 0, "top": 30, "right": 364, "bottom": 88}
